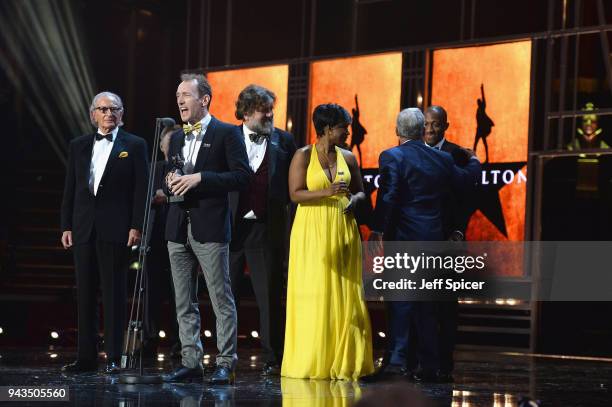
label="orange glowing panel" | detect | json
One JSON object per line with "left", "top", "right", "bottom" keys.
{"left": 432, "top": 40, "right": 531, "bottom": 276}
{"left": 207, "top": 65, "right": 289, "bottom": 130}
{"left": 309, "top": 53, "right": 403, "bottom": 168}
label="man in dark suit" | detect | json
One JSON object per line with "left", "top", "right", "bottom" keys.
{"left": 424, "top": 105, "right": 474, "bottom": 380}
{"left": 228, "top": 85, "right": 296, "bottom": 376}
{"left": 162, "top": 74, "right": 252, "bottom": 384}
{"left": 367, "top": 108, "right": 480, "bottom": 382}
{"left": 60, "top": 91, "right": 148, "bottom": 374}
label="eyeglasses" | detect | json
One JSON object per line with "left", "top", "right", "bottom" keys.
{"left": 94, "top": 106, "right": 122, "bottom": 114}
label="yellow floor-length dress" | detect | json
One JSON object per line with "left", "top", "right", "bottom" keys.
{"left": 281, "top": 145, "right": 374, "bottom": 380}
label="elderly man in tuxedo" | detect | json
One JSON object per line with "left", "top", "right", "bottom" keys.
{"left": 162, "top": 73, "right": 251, "bottom": 384}
{"left": 60, "top": 91, "right": 148, "bottom": 374}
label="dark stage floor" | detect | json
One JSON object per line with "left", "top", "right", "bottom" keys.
{"left": 0, "top": 348, "right": 611, "bottom": 406}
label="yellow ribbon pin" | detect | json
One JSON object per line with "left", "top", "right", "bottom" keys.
{"left": 119, "top": 151, "right": 128, "bottom": 158}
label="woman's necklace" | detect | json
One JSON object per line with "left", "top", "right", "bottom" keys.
{"left": 317, "top": 144, "right": 336, "bottom": 182}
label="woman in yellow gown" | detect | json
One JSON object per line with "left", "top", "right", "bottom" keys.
{"left": 281, "top": 103, "right": 374, "bottom": 380}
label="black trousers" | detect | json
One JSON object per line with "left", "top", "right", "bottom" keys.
{"left": 385, "top": 301, "right": 439, "bottom": 373}
{"left": 73, "top": 240, "right": 128, "bottom": 362}
{"left": 143, "top": 242, "right": 178, "bottom": 348}
{"left": 229, "top": 219, "right": 284, "bottom": 365}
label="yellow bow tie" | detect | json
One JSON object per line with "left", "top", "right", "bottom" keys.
{"left": 183, "top": 122, "right": 202, "bottom": 135}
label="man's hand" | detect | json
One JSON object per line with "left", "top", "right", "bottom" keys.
{"left": 170, "top": 173, "right": 202, "bottom": 196}
{"left": 165, "top": 171, "right": 177, "bottom": 190}
{"left": 463, "top": 148, "right": 476, "bottom": 158}
{"left": 367, "top": 231, "right": 383, "bottom": 257}
{"left": 152, "top": 189, "right": 167, "bottom": 205}
{"left": 343, "top": 194, "right": 359, "bottom": 214}
{"left": 61, "top": 231, "right": 73, "bottom": 249}
{"left": 127, "top": 229, "right": 141, "bottom": 247}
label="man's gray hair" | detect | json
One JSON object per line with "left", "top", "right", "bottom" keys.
{"left": 89, "top": 91, "right": 124, "bottom": 127}
{"left": 396, "top": 108, "right": 424, "bottom": 139}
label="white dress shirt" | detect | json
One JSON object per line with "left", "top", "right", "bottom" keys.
{"left": 430, "top": 137, "right": 446, "bottom": 150}
{"left": 89, "top": 126, "right": 119, "bottom": 196}
{"left": 242, "top": 124, "right": 268, "bottom": 172}
{"left": 242, "top": 124, "right": 268, "bottom": 219}
{"left": 182, "top": 114, "right": 212, "bottom": 175}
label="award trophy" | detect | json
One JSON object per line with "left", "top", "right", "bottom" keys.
{"left": 168, "top": 154, "right": 185, "bottom": 203}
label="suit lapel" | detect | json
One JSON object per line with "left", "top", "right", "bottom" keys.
{"left": 81, "top": 135, "right": 95, "bottom": 191}
{"left": 100, "top": 129, "right": 125, "bottom": 184}
{"left": 268, "top": 129, "right": 279, "bottom": 184}
{"left": 193, "top": 116, "right": 217, "bottom": 171}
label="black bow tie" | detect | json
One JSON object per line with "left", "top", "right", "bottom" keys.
{"left": 249, "top": 133, "right": 268, "bottom": 143}
{"left": 96, "top": 132, "right": 113, "bottom": 142}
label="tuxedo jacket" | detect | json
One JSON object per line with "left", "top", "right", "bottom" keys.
{"left": 229, "top": 127, "right": 297, "bottom": 248}
{"left": 372, "top": 140, "right": 480, "bottom": 241}
{"left": 60, "top": 128, "right": 149, "bottom": 245}
{"left": 164, "top": 116, "right": 252, "bottom": 244}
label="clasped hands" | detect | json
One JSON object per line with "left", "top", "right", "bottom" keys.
{"left": 166, "top": 171, "right": 202, "bottom": 196}
{"left": 325, "top": 181, "right": 358, "bottom": 214}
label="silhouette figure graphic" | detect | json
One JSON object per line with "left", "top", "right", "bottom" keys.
{"left": 351, "top": 94, "right": 367, "bottom": 168}
{"left": 473, "top": 84, "right": 495, "bottom": 163}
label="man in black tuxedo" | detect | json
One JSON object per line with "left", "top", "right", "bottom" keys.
{"left": 162, "top": 74, "right": 251, "bottom": 384}
{"left": 424, "top": 105, "right": 474, "bottom": 381}
{"left": 228, "top": 85, "right": 296, "bottom": 376}
{"left": 60, "top": 91, "right": 148, "bottom": 374}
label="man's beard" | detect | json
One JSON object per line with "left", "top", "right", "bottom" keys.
{"left": 252, "top": 118, "right": 274, "bottom": 135}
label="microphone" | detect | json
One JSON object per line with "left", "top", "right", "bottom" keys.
{"left": 157, "top": 117, "right": 176, "bottom": 128}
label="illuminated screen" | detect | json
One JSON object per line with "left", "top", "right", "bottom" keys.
{"left": 207, "top": 65, "right": 289, "bottom": 130}
{"left": 432, "top": 40, "right": 532, "bottom": 276}
{"left": 308, "top": 53, "right": 403, "bottom": 169}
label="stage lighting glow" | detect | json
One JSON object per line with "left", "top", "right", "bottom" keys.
{"left": 417, "top": 94, "right": 423, "bottom": 106}
{"left": 378, "top": 332, "right": 386, "bottom": 338}
{"left": 50, "top": 331, "right": 59, "bottom": 339}
{"left": 250, "top": 355, "right": 257, "bottom": 361}
{"left": 0, "top": 0, "right": 95, "bottom": 166}
{"left": 204, "top": 330, "right": 212, "bottom": 338}
{"left": 50, "top": 353, "right": 58, "bottom": 359}
{"left": 286, "top": 117, "right": 293, "bottom": 132}
{"left": 207, "top": 65, "right": 289, "bottom": 130}
{"left": 204, "top": 354, "right": 210, "bottom": 359}
{"left": 309, "top": 52, "right": 402, "bottom": 168}
{"left": 203, "top": 359, "right": 209, "bottom": 365}
{"left": 129, "top": 261, "right": 140, "bottom": 271}
{"left": 251, "top": 331, "right": 259, "bottom": 338}
{"left": 0, "top": 327, "right": 3, "bottom": 334}
{"left": 158, "top": 330, "right": 166, "bottom": 338}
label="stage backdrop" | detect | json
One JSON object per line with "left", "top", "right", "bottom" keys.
{"left": 207, "top": 64, "right": 289, "bottom": 130}
{"left": 431, "top": 40, "right": 532, "bottom": 276}
{"left": 308, "top": 52, "right": 403, "bottom": 169}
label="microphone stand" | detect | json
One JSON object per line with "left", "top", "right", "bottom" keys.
{"left": 119, "top": 118, "right": 171, "bottom": 384}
